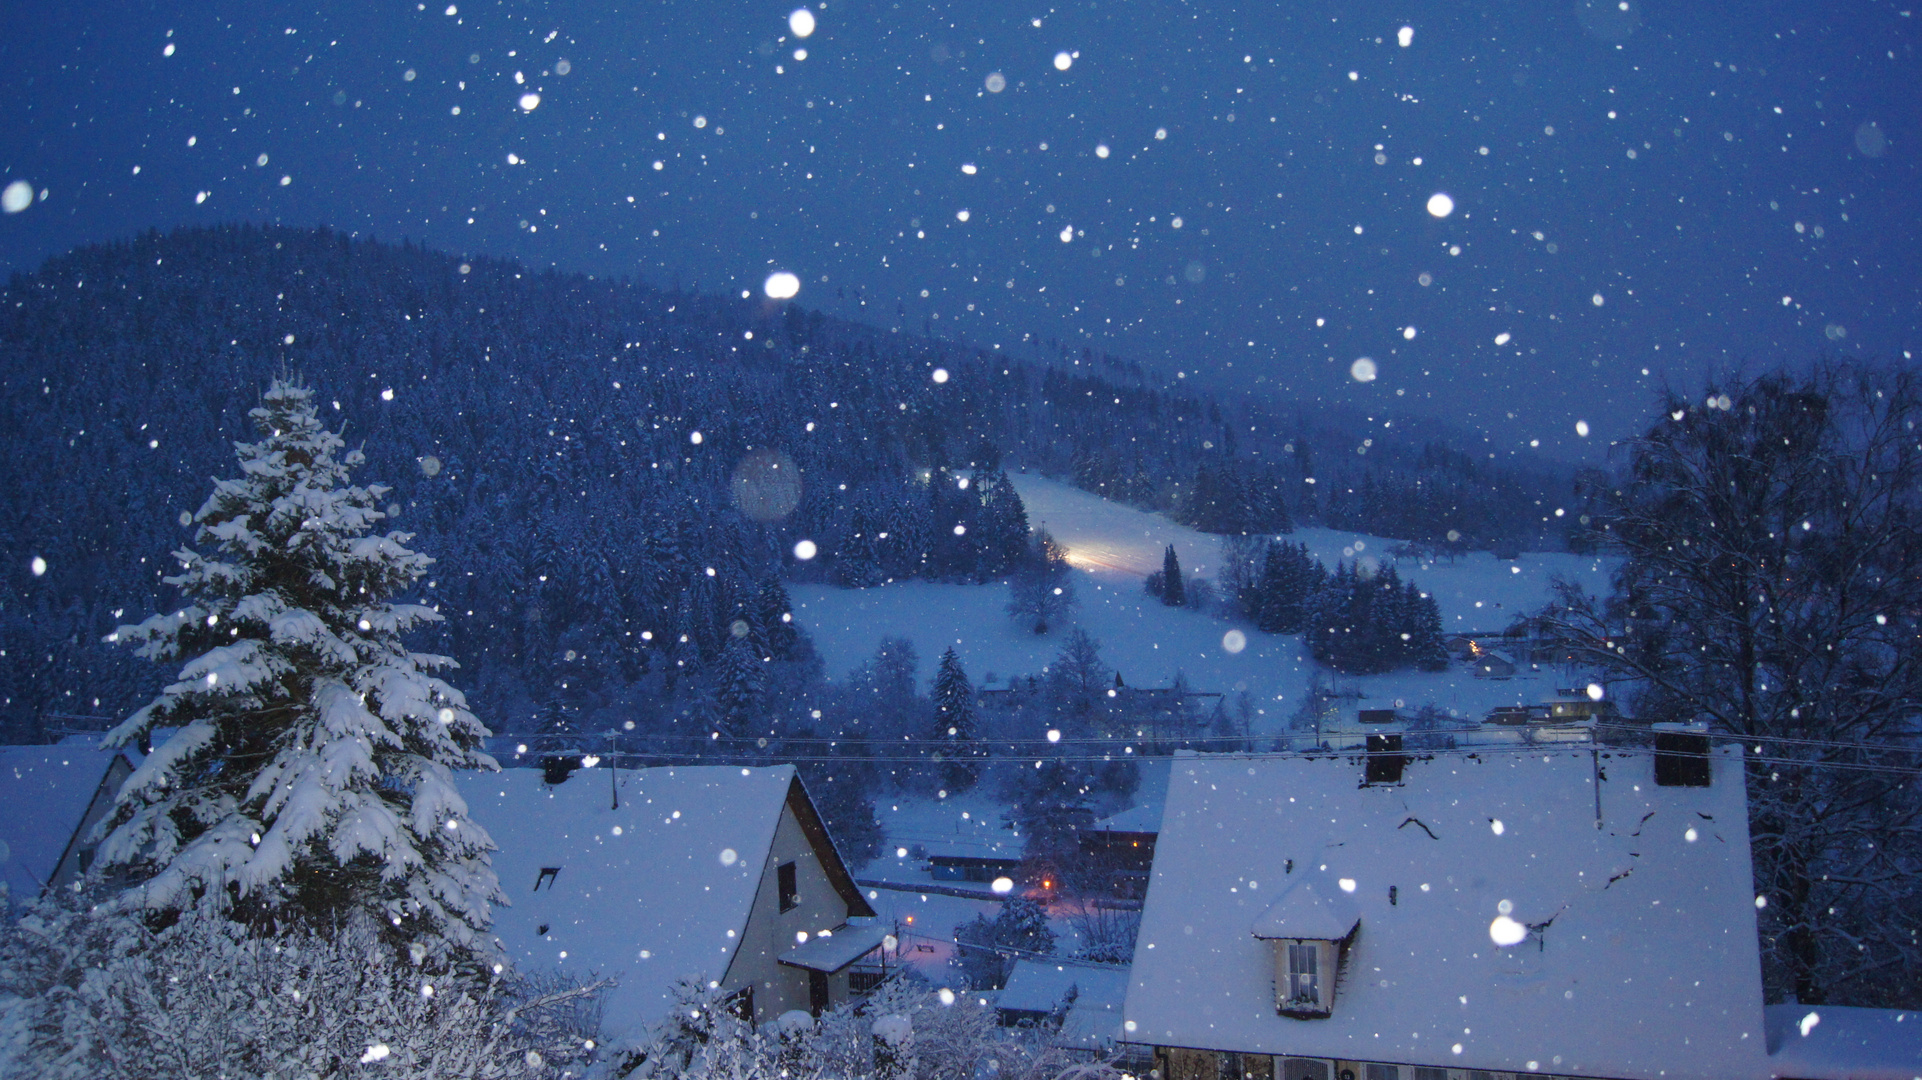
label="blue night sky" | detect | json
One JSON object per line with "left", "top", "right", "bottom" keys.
{"left": 2, "top": 0, "right": 1916, "bottom": 456}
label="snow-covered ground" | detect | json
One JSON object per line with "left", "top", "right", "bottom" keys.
{"left": 792, "top": 471, "right": 1620, "bottom": 734}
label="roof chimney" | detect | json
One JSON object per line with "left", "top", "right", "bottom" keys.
{"left": 1364, "top": 733, "right": 1406, "bottom": 785}
{"left": 1653, "top": 724, "right": 1711, "bottom": 787}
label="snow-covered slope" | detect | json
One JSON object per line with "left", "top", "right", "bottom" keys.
{"left": 790, "top": 472, "right": 1618, "bottom": 735}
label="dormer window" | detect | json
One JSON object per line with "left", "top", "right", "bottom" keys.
{"left": 1251, "top": 876, "right": 1360, "bottom": 1020}
{"left": 1271, "top": 938, "right": 1340, "bottom": 1017}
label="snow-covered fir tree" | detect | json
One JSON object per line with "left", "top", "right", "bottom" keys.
{"left": 1254, "top": 540, "right": 1324, "bottom": 634}
{"left": 95, "top": 379, "right": 501, "bottom": 960}
{"left": 928, "top": 646, "right": 982, "bottom": 791}
{"left": 713, "top": 631, "right": 768, "bottom": 740}
{"left": 1158, "top": 544, "right": 1185, "bottom": 606}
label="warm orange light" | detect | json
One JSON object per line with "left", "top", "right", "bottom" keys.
{"left": 1043, "top": 879, "right": 1052, "bottom": 888}
{"left": 904, "top": 916, "right": 914, "bottom": 924}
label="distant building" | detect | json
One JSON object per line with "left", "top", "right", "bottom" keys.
{"left": 1471, "top": 648, "right": 1518, "bottom": 679}
{"left": 1126, "top": 747, "right": 1783, "bottom": 1080}
{"left": 997, "top": 958, "right": 1134, "bottom": 1056}
{"left": 0, "top": 744, "right": 136, "bottom": 906}
{"left": 1081, "top": 801, "right": 1162, "bottom": 899}
{"left": 461, "top": 764, "right": 884, "bottom": 1039}
{"left": 928, "top": 852, "right": 1024, "bottom": 884}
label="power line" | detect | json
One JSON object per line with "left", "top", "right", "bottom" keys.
{"left": 511, "top": 739, "right": 1922, "bottom": 779}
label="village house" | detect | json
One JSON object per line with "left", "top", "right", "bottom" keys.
{"left": 460, "top": 763, "right": 886, "bottom": 1039}
{"left": 0, "top": 742, "right": 137, "bottom": 905}
{"left": 997, "top": 958, "right": 1134, "bottom": 1057}
{"left": 1124, "top": 744, "right": 1778, "bottom": 1080}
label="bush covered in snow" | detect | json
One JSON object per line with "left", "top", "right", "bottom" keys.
{"left": 630, "top": 976, "right": 1121, "bottom": 1080}
{"left": 0, "top": 894, "right": 605, "bottom": 1080}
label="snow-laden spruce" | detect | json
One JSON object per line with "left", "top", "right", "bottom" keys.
{"left": 95, "top": 379, "right": 501, "bottom": 958}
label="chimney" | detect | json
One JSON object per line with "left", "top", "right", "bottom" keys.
{"left": 1364, "top": 733, "right": 1406, "bottom": 785}
{"left": 1653, "top": 723, "right": 1712, "bottom": 787}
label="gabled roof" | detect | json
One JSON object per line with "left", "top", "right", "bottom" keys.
{"left": 1250, "top": 877, "right": 1361, "bottom": 941}
{"left": 0, "top": 745, "right": 129, "bottom": 901}
{"left": 462, "top": 764, "right": 832, "bottom": 1038}
{"left": 1126, "top": 749, "right": 1767, "bottom": 1080}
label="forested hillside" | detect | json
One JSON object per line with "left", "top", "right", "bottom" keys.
{"left": 0, "top": 225, "right": 1570, "bottom": 738}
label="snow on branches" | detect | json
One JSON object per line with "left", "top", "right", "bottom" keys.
{"left": 95, "top": 379, "right": 502, "bottom": 960}
{"left": 0, "top": 897, "right": 604, "bottom": 1080}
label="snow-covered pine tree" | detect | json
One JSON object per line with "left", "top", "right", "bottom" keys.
{"left": 757, "top": 577, "right": 802, "bottom": 661}
{"left": 1406, "top": 582, "right": 1449, "bottom": 672}
{"left": 1159, "top": 544, "right": 1185, "bottom": 607}
{"left": 1302, "top": 563, "right": 1356, "bottom": 670}
{"left": 96, "top": 379, "right": 501, "bottom": 961}
{"left": 928, "top": 647, "right": 982, "bottom": 791}
{"left": 969, "top": 467, "right": 1032, "bottom": 577}
{"left": 713, "top": 631, "right": 768, "bottom": 741}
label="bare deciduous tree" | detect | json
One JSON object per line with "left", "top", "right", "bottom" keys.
{"left": 1540, "top": 363, "right": 1922, "bottom": 1006}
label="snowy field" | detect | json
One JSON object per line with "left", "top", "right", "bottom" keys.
{"left": 791, "top": 473, "right": 1620, "bottom": 977}
{"left": 792, "top": 472, "right": 1620, "bottom": 735}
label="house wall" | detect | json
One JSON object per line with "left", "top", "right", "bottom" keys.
{"left": 1156, "top": 1049, "right": 1561, "bottom": 1080}
{"left": 725, "top": 791, "right": 861, "bottom": 1022}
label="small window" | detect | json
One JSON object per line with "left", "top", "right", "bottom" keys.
{"left": 1365, "top": 1066, "right": 1399, "bottom": 1080}
{"left": 1412, "top": 1069, "right": 1449, "bottom": 1080}
{"left": 1286, "top": 942, "right": 1320, "bottom": 1005}
{"left": 778, "top": 861, "right": 799, "bottom": 912}
{"left": 534, "top": 867, "right": 561, "bottom": 892}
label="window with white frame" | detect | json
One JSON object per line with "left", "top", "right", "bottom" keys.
{"left": 1286, "top": 942, "right": 1320, "bottom": 1004}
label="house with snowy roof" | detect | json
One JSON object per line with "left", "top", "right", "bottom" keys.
{"left": 0, "top": 743, "right": 137, "bottom": 907}
{"left": 460, "top": 763, "right": 883, "bottom": 1040}
{"left": 998, "top": 958, "right": 1133, "bottom": 1056}
{"left": 1124, "top": 745, "right": 1776, "bottom": 1080}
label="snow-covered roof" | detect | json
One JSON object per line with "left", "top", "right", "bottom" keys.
{"left": 1091, "top": 804, "right": 1162, "bottom": 834}
{"left": 1001, "top": 959, "right": 1130, "bottom": 1012}
{"left": 460, "top": 764, "right": 799, "bottom": 1038}
{"left": 1126, "top": 748, "right": 1767, "bottom": 1080}
{"left": 1249, "top": 877, "right": 1361, "bottom": 941}
{"left": 779, "top": 921, "right": 888, "bottom": 973}
{"left": 1765, "top": 1004, "right": 1922, "bottom": 1080}
{"left": 0, "top": 745, "right": 127, "bottom": 901}
{"left": 1000, "top": 960, "right": 1132, "bottom": 1049}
